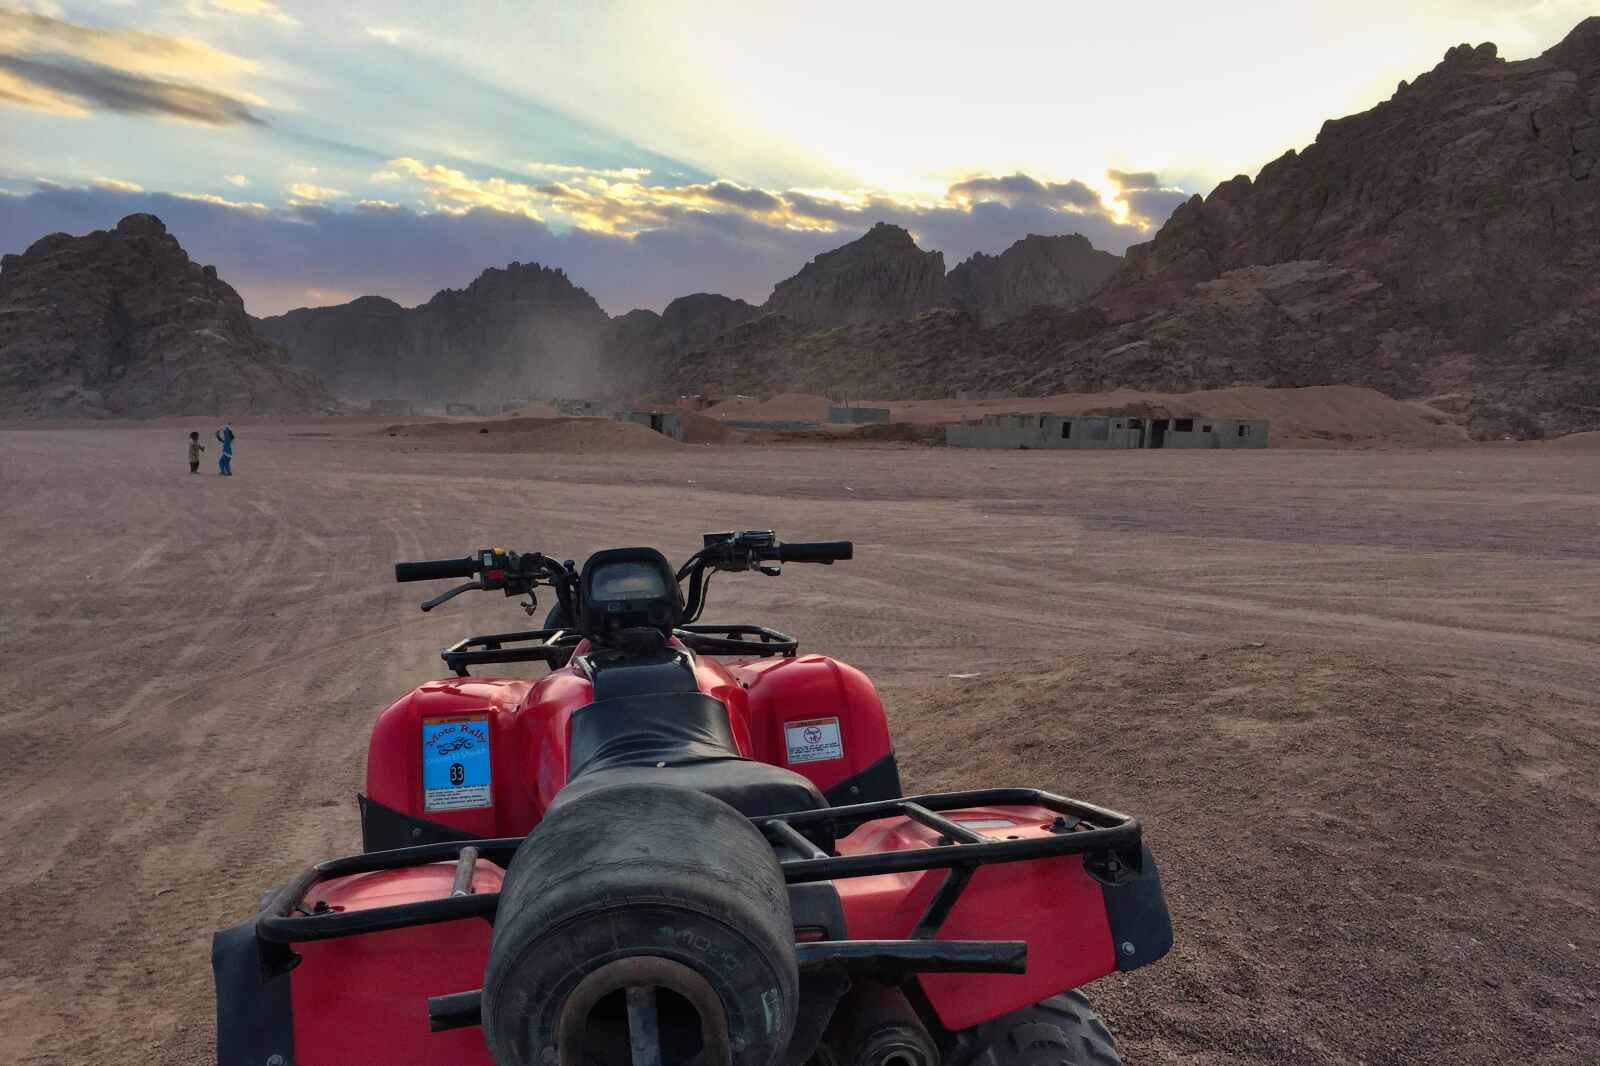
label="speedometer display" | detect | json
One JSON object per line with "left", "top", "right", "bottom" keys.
{"left": 589, "top": 560, "right": 671, "bottom": 602}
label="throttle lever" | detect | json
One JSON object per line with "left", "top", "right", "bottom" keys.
{"left": 420, "top": 580, "right": 482, "bottom": 612}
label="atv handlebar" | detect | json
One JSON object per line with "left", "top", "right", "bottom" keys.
{"left": 395, "top": 531, "right": 852, "bottom": 633}
{"left": 778, "top": 541, "right": 853, "bottom": 564}
{"left": 395, "top": 557, "right": 479, "bottom": 583}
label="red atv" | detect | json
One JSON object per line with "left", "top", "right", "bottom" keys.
{"left": 213, "top": 531, "right": 1171, "bottom": 1066}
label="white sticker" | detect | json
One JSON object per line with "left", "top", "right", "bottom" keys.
{"left": 784, "top": 717, "right": 844, "bottom": 764}
{"left": 955, "top": 818, "right": 1016, "bottom": 830}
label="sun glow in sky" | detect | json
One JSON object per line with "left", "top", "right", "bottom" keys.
{"left": 0, "top": 0, "right": 1591, "bottom": 314}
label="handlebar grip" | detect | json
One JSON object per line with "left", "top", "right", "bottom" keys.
{"left": 395, "top": 557, "right": 478, "bottom": 583}
{"left": 778, "top": 541, "right": 853, "bottom": 564}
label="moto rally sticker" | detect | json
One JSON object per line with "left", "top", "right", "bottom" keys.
{"left": 422, "top": 716, "right": 492, "bottom": 812}
{"left": 784, "top": 717, "right": 844, "bottom": 764}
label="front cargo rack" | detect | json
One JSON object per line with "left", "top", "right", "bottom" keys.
{"left": 441, "top": 624, "right": 798, "bottom": 676}
{"left": 255, "top": 788, "right": 1141, "bottom": 985}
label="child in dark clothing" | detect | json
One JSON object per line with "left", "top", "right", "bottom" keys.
{"left": 188, "top": 431, "right": 205, "bottom": 474}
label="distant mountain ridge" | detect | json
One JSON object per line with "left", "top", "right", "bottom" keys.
{"left": 254, "top": 226, "right": 1122, "bottom": 404}
{"left": 0, "top": 214, "right": 336, "bottom": 417}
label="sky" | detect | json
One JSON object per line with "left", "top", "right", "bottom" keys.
{"left": 0, "top": 0, "right": 1591, "bottom": 317}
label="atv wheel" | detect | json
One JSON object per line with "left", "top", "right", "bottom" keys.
{"left": 482, "top": 783, "right": 799, "bottom": 1066}
{"left": 950, "top": 993, "right": 1120, "bottom": 1066}
{"left": 544, "top": 602, "right": 570, "bottom": 629}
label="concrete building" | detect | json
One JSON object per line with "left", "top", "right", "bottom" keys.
{"left": 616, "top": 410, "right": 687, "bottom": 441}
{"left": 828, "top": 405, "right": 891, "bottom": 424}
{"left": 946, "top": 413, "right": 1268, "bottom": 450}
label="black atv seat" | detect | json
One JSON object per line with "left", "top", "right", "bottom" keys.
{"left": 554, "top": 692, "right": 831, "bottom": 846}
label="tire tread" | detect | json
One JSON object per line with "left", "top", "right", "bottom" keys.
{"left": 956, "top": 993, "right": 1120, "bottom": 1066}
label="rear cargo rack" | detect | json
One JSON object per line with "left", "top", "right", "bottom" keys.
{"left": 255, "top": 788, "right": 1138, "bottom": 982}
{"left": 442, "top": 627, "right": 581, "bottom": 676}
{"left": 674, "top": 624, "right": 798, "bottom": 658}
{"left": 441, "top": 624, "right": 797, "bottom": 676}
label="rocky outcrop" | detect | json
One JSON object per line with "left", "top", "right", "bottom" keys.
{"left": 0, "top": 214, "right": 337, "bottom": 417}
{"left": 668, "top": 18, "right": 1600, "bottom": 439}
{"left": 257, "top": 262, "right": 614, "bottom": 403}
{"left": 660, "top": 305, "right": 1111, "bottom": 401}
{"left": 1086, "top": 18, "right": 1600, "bottom": 437}
{"left": 605, "top": 292, "right": 761, "bottom": 390}
{"left": 945, "top": 233, "right": 1120, "bottom": 323}
{"left": 259, "top": 275, "right": 760, "bottom": 403}
{"left": 761, "top": 222, "right": 947, "bottom": 327}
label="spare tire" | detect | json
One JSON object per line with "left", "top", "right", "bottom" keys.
{"left": 482, "top": 782, "right": 799, "bottom": 1066}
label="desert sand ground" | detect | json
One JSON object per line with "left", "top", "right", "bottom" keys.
{"left": 0, "top": 420, "right": 1596, "bottom": 1066}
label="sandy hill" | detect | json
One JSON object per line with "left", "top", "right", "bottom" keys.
{"left": 703, "top": 392, "right": 833, "bottom": 421}
{"left": 0, "top": 215, "right": 337, "bottom": 418}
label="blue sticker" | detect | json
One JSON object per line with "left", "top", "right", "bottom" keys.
{"left": 422, "top": 717, "right": 492, "bottom": 812}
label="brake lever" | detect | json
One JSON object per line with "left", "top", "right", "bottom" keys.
{"left": 420, "top": 580, "right": 482, "bottom": 612}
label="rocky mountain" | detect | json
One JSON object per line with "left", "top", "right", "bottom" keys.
{"left": 668, "top": 18, "right": 1600, "bottom": 439}
{"left": 945, "top": 233, "right": 1121, "bottom": 324}
{"left": 662, "top": 305, "right": 1111, "bottom": 401}
{"left": 0, "top": 214, "right": 336, "bottom": 418}
{"left": 761, "top": 222, "right": 948, "bottom": 327}
{"left": 256, "top": 262, "right": 613, "bottom": 404}
{"left": 258, "top": 274, "right": 762, "bottom": 404}
{"left": 1081, "top": 19, "right": 1600, "bottom": 437}
{"left": 606, "top": 292, "right": 761, "bottom": 390}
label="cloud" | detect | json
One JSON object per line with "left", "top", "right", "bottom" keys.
{"left": 0, "top": 53, "right": 264, "bottom": 124}
{"left": 173, "top": 190, "right": 268, "bottom": 211}
{"left": 0, "top": 8, "right": 264, "bottom": 124}
{"left": 526, "top": 161, "right": 652, "bottom": 180}
{"left": 1106, "top": 169, "right": 1160, "bottom": 190}
{"left": 223, "top": 173, "right": 250, "bottom": 186}
{"left": 190, "top": 0, "right": 299, "bottom": 28}
{"left": 285, "top": 181, "right": 343, "bottom": 203}
{"left": 0, "top": 174, "right": 1191, "bottom": 319}
{"left": 947, "top": 173, "right": 1103, "bottom": 211}
{"left": 92, "top": 176, "right": 142, "bottom": 192}
{"left": 1120, "top": 188, "right": 1192, "bottom": 227}
{"left": 381, "top": 157, "right": 1183, "bottom": 251}
{"left": 363, "top": 25, "right": 410, "bottom": 46}
{"left": 0, "top": 9, "right": 256, "bottom": 81}
{"left": 1105, "top": 168, "right": 1191, "bottom": 227}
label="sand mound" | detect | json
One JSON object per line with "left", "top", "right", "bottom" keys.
{"left": 1546, "top": 430, "right": 1600, "bottom": 449}
{"left": 877, "top": 385, "right": 1467, "bottom": 448}
{"left": 380, "top": 416, "right": 678, "bottom": 453}
{"left": 704, "top": 391, "right": 831, "bottom": 422}
{"left": 676, "top": 410, "right": 737, "bottom": 444}
{"left": 492, "top": 401, "right": 564, "bottom": 420}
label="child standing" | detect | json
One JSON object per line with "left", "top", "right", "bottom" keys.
{"left": 187, "top": 431, "right": 205, "bottom": 474}
{"left": 215, "top": 423, "right": 235, "bottom": 476}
